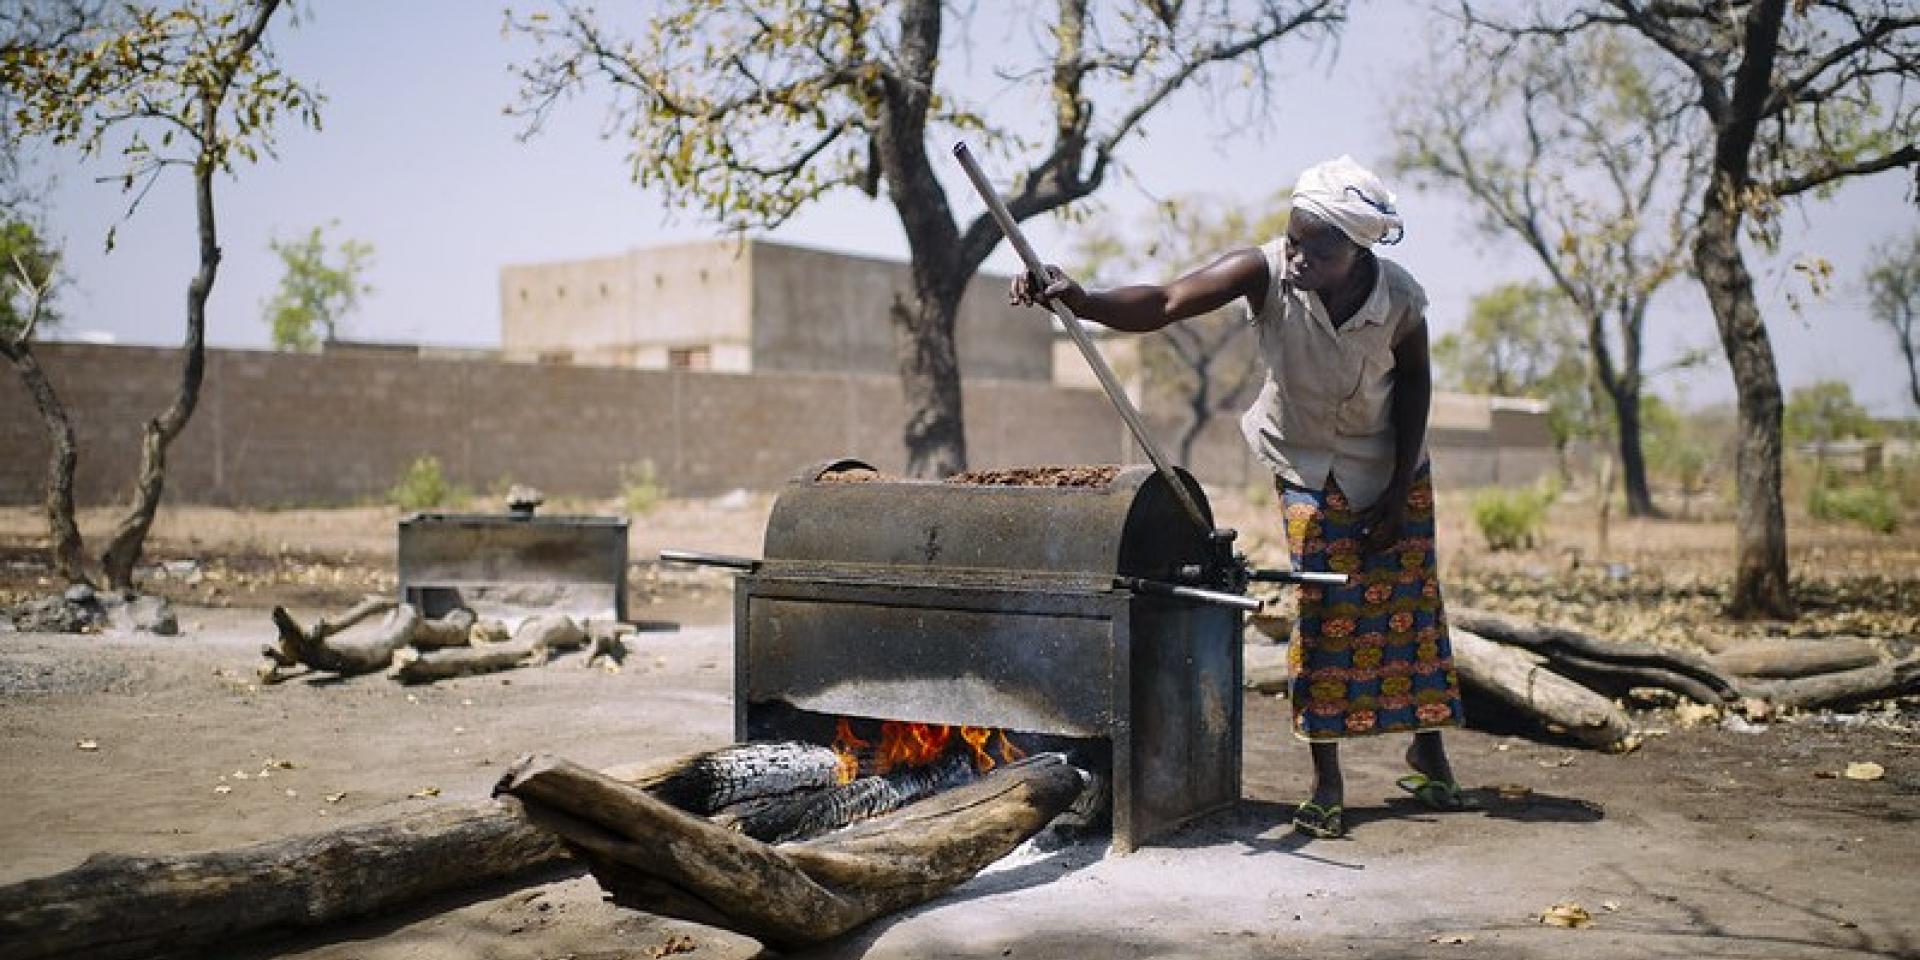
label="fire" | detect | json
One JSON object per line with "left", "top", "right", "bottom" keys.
{"left": 831, "top": 717, "right": 1027, "bottom": 780}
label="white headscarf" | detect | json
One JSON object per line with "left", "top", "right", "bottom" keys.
{"left": 1290, "top": 156, "right": 1405, "bottom": 247}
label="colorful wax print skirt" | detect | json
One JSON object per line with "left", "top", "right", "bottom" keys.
{"left": 1280, "top": 465, "right": 1464, "bottom": 740}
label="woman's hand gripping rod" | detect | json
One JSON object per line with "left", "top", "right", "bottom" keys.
{"left": 951, "top": 141, "right": 1214, "bottom": 543}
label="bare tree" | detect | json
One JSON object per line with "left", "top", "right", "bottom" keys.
{"left": 509, "top": 0, "right": 1344, "bottom": 477}
{"left": 1460, "top": 0, "right": 1920, "bottom": 619}
{"left": 1866, "top": 231, "right": 1920, "bottom": 411}
{"left": 1393, "top": 28, "right": 1706, "bottom": 517}
{"left": 1, "top": 0, "right": 321, "bottom": 591}
{"left": 0, "top": 225, "right": 86, "bottom": 585}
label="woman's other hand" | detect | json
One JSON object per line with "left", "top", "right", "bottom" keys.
{"left": 1362, "top": 487, "right": 1410, "bottom": 555}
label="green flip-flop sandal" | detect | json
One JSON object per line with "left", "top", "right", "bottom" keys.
{"left": 1292, "top": 801, "right": 1346, "bottom": 839}
{"left": 1396, "top": 773, "right": 1477, "bottom": 811}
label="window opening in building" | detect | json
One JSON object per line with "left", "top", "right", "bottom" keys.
{"left": 668, "top": 346, "right": 712, "bottom": 371}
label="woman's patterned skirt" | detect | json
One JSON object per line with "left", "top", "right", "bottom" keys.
{"left": 1279, "top": 464, "right": 1464, "bottom": 740}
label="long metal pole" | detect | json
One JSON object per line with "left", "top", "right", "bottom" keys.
{"left": 951, "top": 141, "right": 1214, "bottom": 539}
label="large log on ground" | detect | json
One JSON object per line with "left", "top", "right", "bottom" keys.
{"left": 1710, "top": 638, "right": 1883, "bottom": 679}
{"left": 408, "top": 608, "right": 478, "bottom": 649}
{"left": 265, "top": 599, "right": 421, "bottom": 677}
{"left": 1451, "top": 627, "right": 1639, "bottom": 752}
{"left": 0, "top": 802, "right": 568, "bottom": 960}
{"left": 1745, "top": 655, "right": 1920, "bottom": 712}
{"left": 1451, "top": 607, "right": 1740, "bottom": 704}
{"left": 496, "top": 751, "right": 1087, "bottom": 949}
{"left": 387, "top": 637, "right": 547, "bottom": 684}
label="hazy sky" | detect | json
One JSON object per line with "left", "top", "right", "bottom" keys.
{"left": 30, "top": 1, "right": 1920, "bottom": 414}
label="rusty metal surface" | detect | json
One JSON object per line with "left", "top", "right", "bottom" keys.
{"left": 397, "top": 513, "right": 628, "bottom": 624}
{"left": 740, "top": 580, "right": 1122, "bottom": 738}
{"left": 759, "top": 459, "right": 1220, "bottom": 584}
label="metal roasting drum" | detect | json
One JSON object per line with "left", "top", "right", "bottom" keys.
{"left": 760, "top": 459, "right": 1220, "bottom": 588}
{"left": 712, "top": 458, "right": 1253, "bottom": 853}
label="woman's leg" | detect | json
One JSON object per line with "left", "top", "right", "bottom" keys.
{"left": 1405, "top": 729, "right": 1455, "bottom": 783}
{"left": 1309, "top": 741, "right": 1344, "bottom": 809}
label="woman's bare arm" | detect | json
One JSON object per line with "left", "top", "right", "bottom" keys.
{"left": 1011, "top": 247, "right": 1270, "bottom": 333}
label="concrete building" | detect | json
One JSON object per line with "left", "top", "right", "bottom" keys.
{"left": 500, "top": 238, "right": 1055, "bottom": 382}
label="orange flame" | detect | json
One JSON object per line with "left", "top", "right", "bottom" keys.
{"left": 831, "top": 717, "right": 1027, "bottom": 780}
{"left": 831, "top": 718, "right": 868, "bottom": 784}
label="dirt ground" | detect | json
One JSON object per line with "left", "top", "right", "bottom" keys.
{"left": 2, "top": 488, "right": 1918, "bottom": 959}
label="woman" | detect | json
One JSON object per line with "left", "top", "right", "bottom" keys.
{"left": 1011, "top": 156, "right": 1466, "bottom": 840}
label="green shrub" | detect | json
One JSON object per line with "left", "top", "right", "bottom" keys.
{"left": 1808, "top": 481, "right": 1899, "bottom": 534}
{"left": 621, "top": 459, "right": 668, "bottom": 515}
{"left": 390, "top": 455, "right": 451, "bottom": 511}
{"left": 1470, "top": 481, "right": 1557, "bottom": 551}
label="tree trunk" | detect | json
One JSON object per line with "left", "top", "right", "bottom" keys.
{"left": 1, "top": 341, "right": 89, "bottom": 585}
{"left": 1608, "top": 380, "right": 1658, "bottom": 518}
{"left": 1695, "top": 201, "right": 1792, "bottom": 619}
{"left": 97, "top": 145, "right": 220, "bottom": 591}
{"left": 876, "top": 0, "right": 973, "bottom": 479}
{"left": 890, "top": 291, "right": 967, "bottom": 478}
{"left": 0, "top": 802, "right": 568, "bottom": 960}
{"left": 496, "top": 751, "right": 1086, "bottom": 949}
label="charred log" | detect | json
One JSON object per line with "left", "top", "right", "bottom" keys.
{"left": 638, "top": 741, "right": 843, "bottom": 815}
{"left": 732, "top": 752, "right": 975, "bottom": 843}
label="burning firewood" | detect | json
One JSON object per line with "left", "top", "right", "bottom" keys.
{"left": 495, "top": 750, "right": 1088, "bottom": 949}
{"left": 637, "top": 741, "right": 843, "bottom": 815}
{"left": 728, "top": 751, "right": 976, "bottom": 843}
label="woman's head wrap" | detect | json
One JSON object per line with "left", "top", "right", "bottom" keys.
{"left": 1291, "top": 156, "right": 1405, "bottom": 247}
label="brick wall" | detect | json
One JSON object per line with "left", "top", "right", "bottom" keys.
{"left": 0, "top": 344, "right": 1555, "bottom": 507}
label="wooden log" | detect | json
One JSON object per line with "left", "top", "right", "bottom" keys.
{"left": 408, "top": 608, "right": 477, "bottom": 649}
{"left": 583, "top": 621, "right": 631, "bottom": 668}
{"left": 515, "top": 612, "right": 587, "bottom": 651}
{"left": 1710, "top": 638, "right": 1882, "bottom": 679}
{"left": 0, "top": 746, "right": 785, "bottom": 960}
{"left": 264, "top": 601, "right": 421, "bottom": 678}
{"left": 387, "top": 639, "right": 548, "bottom": 684}
{"left": 1745, "top": 654, "right": 1920, "bottom": 712}
{"left": 495, "top": 751, "right": 1087, "bottom": 949}
{"left": 1451, "top": 607, "right": 1741, "bottom": 702}
{"left": 1450, "top": 627, "right": 1639, "bottom": 752}
{"left": 0, "top": 802, "right": 568, "bottom": 960}
{"left": 1528, "top": 648, "right": 1730, "bottom": 707}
